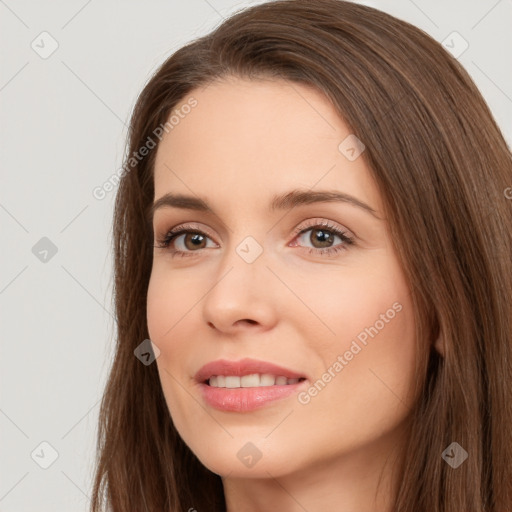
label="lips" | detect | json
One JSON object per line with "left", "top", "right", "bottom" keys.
{"left": 194, "top": 357, "right": 308, "bottom": 384}
{"left": 195, "top": 358, "right": 309, "bottom": 412}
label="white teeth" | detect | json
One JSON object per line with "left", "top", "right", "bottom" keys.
{"left": 260, "top": 374, "right": 276, "bottom": 386}
{"left": 208, "top": 374, "right": 303, "bottom": 388}
{"left": 241, "top": 374, "right": 260, "bottom": 387}
{"left": 225, "top": 376, "right": 241, "bottom": 388}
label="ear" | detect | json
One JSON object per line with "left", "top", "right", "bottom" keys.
{"left": 433, "top": 332, "right": 444, "bottom": 357}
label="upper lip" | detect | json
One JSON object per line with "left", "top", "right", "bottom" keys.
{"left": 195, "top": 358, "right": 308, "bottom": 383}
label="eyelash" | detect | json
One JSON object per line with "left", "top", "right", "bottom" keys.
{"left": 154, "top": 219, "right": 355, "bottom": 258}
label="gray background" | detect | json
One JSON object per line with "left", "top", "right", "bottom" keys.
{"left": 1, "top": 0, "right": 511, "bottom": 510}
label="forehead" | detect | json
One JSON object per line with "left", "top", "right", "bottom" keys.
{"left": 152, "top": 77, "right": 382, "bottom": 216}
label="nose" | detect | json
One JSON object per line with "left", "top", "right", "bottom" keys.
{"left": 201, "top": 243, "right": 280, "bottom": 335}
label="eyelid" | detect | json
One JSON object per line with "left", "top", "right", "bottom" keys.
{"left": 158, "top": 221, "right": 219, "bottom": 243}
{"left": 290, "top": 218, "right": 355, "bottom": 239}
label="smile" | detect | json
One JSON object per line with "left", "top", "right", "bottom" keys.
{"left": 207, "top": 374, "right": 306, "bottom": 387}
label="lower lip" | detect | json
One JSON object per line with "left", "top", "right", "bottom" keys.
{"left": 199, "top": 380, "right": 307, "bottom": 412}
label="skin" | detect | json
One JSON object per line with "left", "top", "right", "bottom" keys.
{"left": 147, "top": 76, "right": 422, "bottom": 512}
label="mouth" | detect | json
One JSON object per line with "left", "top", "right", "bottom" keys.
{"left": 195, "top": 357, "right": 309, "bottom": 386}
{"left": 194, "top": 358, "right": 309, "bottom": 411}
{"left": 204, "top": 374, "right": 308, "bottom": 388}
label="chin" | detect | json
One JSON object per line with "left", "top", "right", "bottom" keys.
{"left": 190, "top": 440, "right": 306, "bottom": 479}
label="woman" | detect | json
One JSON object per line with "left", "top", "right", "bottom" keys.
{"left": 90, "top": 1, "right": 512, "bottom": 511}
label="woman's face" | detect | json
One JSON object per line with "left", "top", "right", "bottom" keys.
{"left": 147, "top": 76, "right": 418, "bottom": 482}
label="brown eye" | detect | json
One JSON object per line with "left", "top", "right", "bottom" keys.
{"left": 155, "top": 225, "right": 218, "bottom": 257}
{"left": 306, "top": 227, "right": 336, "bottom": 249}
{"left": 181, "top": 232, "right": 208, "bottom": 250}
{"left": 289, "top": 219, "right": 356, "bottom": 257}
{"left": 297, "top": 226, "right": 353, "bottom": 250}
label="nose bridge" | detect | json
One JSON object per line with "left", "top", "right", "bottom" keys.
{"left": 201, "top": 232, "right": 278, "bottom": 331}
{"left": 212, "top": 232, "right": 268, "bottom": 300}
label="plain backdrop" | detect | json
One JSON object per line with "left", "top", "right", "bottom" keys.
{"left": 1, "top": 0, "right": 511, "bottom": 510}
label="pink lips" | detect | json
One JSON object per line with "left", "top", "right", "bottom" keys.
{"left": 195, "top": 358, "right": 309, "bottom": 412}
{"left": 195, "top": 357, "right": 307, "bottom": 383}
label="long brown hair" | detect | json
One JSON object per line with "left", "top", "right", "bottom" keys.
{"left": 90, "top": 1, "right": 512, "bottom": 510}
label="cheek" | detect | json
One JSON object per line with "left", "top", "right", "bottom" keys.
{"left": 294, "top": 259, "right": 417, "bottom": 420}
{"left": 146, "top": 275, "right": 167, "bottom": 343}
{"left": 304, "top": 282, "right": 416, "bottom": 439}
{"left": 146, "top": 272, "right": 197, "bottom": 429}
{"left": 146, "top": 267, "right": 190, "bottom": 343}
{"left": 146, "top": 268, "right": 204, "bottom": 384}
{"left": 293, "top": 262, "right": 410, "bottom": 355}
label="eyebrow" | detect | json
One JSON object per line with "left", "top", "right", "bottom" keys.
{"left": 148, "top": 189, "right": 379, "bottom": 222}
